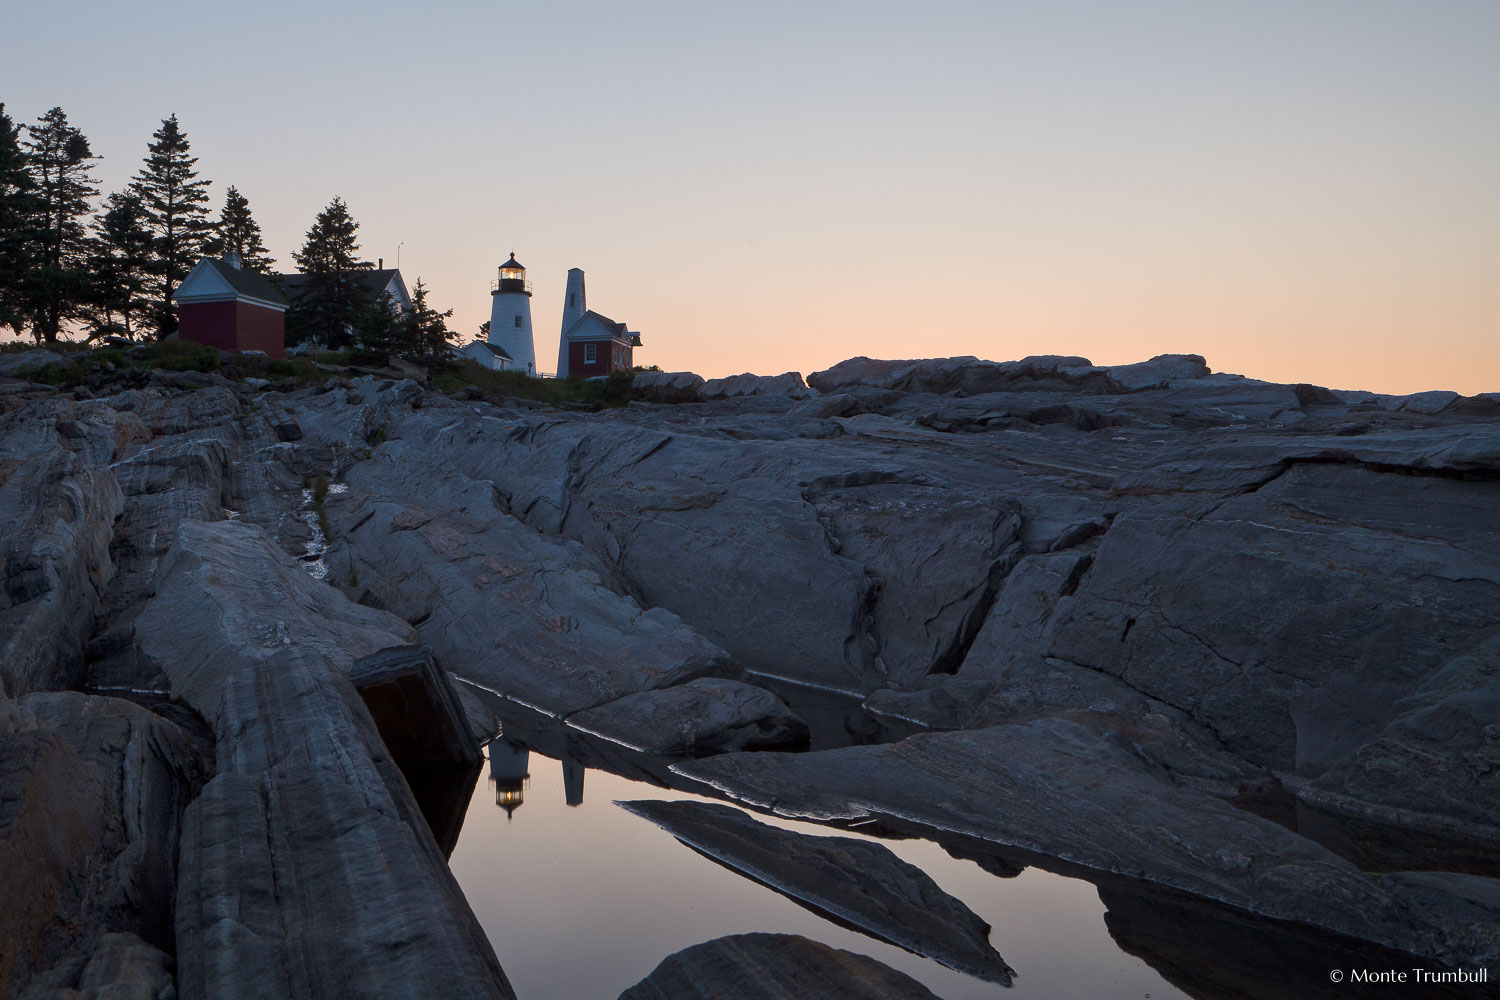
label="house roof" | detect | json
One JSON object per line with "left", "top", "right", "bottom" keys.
{"left": 564, "top": 309, "right": 633, "bottom": 343}
{"left": 174, "top": 258, "right": 289, "bottom": 308}
{"left": 471, "top": 341, "right": 513, "bottom": 360}
{"left": 275, "top": 268, "right": 409, "bottom": 304}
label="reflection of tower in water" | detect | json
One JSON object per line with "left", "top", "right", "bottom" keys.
{"left": 487, "top": 738, "right": 530, "bottom": 820}
{"left": 562, "top": 754, "right": 585, "bottom": 807}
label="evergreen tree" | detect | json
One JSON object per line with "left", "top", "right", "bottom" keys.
{"left": 204, "top": 185, "right": 274, "bottom": 271}
{"left": 86, "top": 191, "right": 154, "bottom": 340}
{"left": 21, "top": 107, "right": 99, "bottom": 343}
{"left": 286, "top": 196, "right": 373, "bottom": 349}
{"left": 351, "top": 290, "right": 402, "bottom": 355}
{"left": 0, "top": 103, "right": 39, "bottom": 336}
{"left": 401, "top": 279, "right": 456, "bottom": 356}
{"left": 131, "top": 114, "right": 212, "bottom": 337}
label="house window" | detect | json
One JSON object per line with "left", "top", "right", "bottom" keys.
{"left": 584, "top": 343, "right": 597, "bottom": 364}
{"left": 568, "top": 294, "right": 575, "bottom": 308}
{"left": 514, "top": 315, "right": 522, "bottom": 328}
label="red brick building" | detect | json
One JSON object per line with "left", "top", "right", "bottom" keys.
{"left": 561, "top": 310, "right": 641, "bottom": 379}
{"left": 173, "top": 257, "right": 289, "bottom": 358}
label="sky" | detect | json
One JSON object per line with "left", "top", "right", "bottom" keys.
{"left": 4, "top": 0, "right": 1498, "bottom": 394}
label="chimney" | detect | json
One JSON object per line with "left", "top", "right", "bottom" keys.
{"left": 378, "top": 257, "right": 384, "bottom": 270}
{"left": 224, "top": 251, "right": 241, "bottom": 270}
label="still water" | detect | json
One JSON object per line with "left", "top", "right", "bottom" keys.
{"left": 447, "top": 736, "right": 1187, "bottom": 999}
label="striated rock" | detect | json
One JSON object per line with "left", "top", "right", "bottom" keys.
{"left": 6, "top": 349, "right": 1492, "bottom": 992}
{"left": 1051, "top": 462, "right": 1500, "bottom": 809}
{"left": 619, "top": 799, "right": 1014, "bottom": 983}
{"left": 788, "top": 392, "right": 859, "bottom": 419}
{"left": 568, "top": 678, "right": 809, "bottom": 754}
{"left": 633, "top": 370, "right": 706, "bottom": 402}
{"left": 1097, "top": 881, "right": 1475, "bottom": 1000}
{"left": 0, "top": 693, "right": 205, "bottom": 997}
{"left": 133, "top": 520, "right": 515, "bottom": 1000}
{"left": 701, "top": 371, "right": 814, "bottom": 400}
{"left": 17, "top": 931, "right": 176, "bottom": 1000}
{"left": 329, "top": 446, "right": 730, "bottom": 717}
{"left": 808, "top": 354, "right": 1111, "bottom": 396}
{"left": 673, "top": 719, "right": 1480, "bottom": 964}
{"left": 349, "top": 644, "right": 484, "bottom": 856}
{"left": 0, "top": 350, "right": 65, "bottom": 376}
{"left": 0, "top": 411, "right": 124, "bottom": 696}
{"left": 1381, "top": 389, "right": 1461, "bottom": 414}
{"left": 349, "top": 644, "right": 482, "bottom": 765}
{"left": 619, "top": 933, "right": 943, "bottom": 1000}
{"left": 136, "top": 521, "right": 414, "bottom": 715}
{"left": 805, "top": 476, "right": 1023, "bottom": 687}
{"left": 1377, "top": 871, "right": 1500, "bottom": 968}
{"left": 1106, "top": 353, "right": 1211, "bottom": 390}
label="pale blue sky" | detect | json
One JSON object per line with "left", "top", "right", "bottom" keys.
{"left": 6, "top": 1, "right": 1498, "bottom": 391}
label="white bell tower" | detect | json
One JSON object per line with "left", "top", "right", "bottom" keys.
{"left": 556, "top": 268, "right": 586, "bottom": 379}
{"left": 488, "top": 252, "right": 536, "bottom": 375}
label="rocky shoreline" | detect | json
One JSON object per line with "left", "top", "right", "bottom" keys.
{"left": 1, "top": 349, "right": 1497, "bottom": 998}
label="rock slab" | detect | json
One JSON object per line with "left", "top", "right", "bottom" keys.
{"left": 618, "top": 933, "right": 943, "bottom": 1000}
{"left": 619, "top": 798, "right": 1013, "bottom": 984}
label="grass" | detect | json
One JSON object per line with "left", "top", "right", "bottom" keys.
{"left": 423, "top": 358, "right": 647, "bottom": 408}
{"left": 10, "top": 335, "right": 668, "bottom": 411}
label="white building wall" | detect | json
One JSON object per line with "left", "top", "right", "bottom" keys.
{"left": 556, "top": 268, "right": 586, "bottom": 378}
{"left": 458, "top": 341, "right": 507, "bottom": 370}
{"left": 488, "top": 290, "right": 536, "bottom": 376}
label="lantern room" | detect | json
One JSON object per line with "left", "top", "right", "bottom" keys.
{"left": 495, "top": 252, "right": 532, "bottom": 296}
{"left": 487, "top": 738, "right": 531, "bottom": 820}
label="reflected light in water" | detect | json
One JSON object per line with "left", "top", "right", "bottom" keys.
{"left": 449, "top": 744, "right": 1186, "bottom": 1000}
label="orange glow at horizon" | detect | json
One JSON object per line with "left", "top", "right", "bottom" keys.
{"left": 1, "top": 2, "right": 1495, "bottom": 398}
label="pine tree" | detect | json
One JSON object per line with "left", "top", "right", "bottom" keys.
{"left": 0, "top": 103, "right": 39, "bottom": 336}
{"left": 204, "top": 185, "right": 274, "bottom": 272}
{"left": 21, "top": 107, "right": 99, "bottom": 343}
{"left": 86, "top": 192, "right": 154, "bottom": 340}
{"left": 286, "top": 196, "right": 373, "bottom": 349}
{"left": 401, "top": 279, "right": 456, "bottom": 356}
{"left": 131, "top": 114, "right": 212, "bottom": 337}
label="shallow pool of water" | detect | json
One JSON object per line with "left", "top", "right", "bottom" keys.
{"left": 448, "top": 740, "right": 1188, "bottom": 1000}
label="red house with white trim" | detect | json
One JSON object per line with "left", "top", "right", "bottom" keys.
{"left": 555, "top": 268, "right": 642, "bottom": 378}
{"left": 173, "top": 256, "right": 289, "bottom": 358}
{"left": 562, "top": 311, "right": 639, "bottom": 378}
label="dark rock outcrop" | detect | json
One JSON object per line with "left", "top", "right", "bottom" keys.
{"left": 134, "top": 520, "right": 514, "bottom": 1000}
{"left": 672, "top": 719, "right": 1489, "bottom": 966}
{"left": 618, "top": 933, "right": 943, "bottom": 1000}
{"left": 0, "top": 693, "right": 205, "bottom": 997}
{"left": 4, "top": 348, "right": 1497, "bottom": 992}
{"left": 569, "top": 679, "right": 809, "bottom": 754}
{"left": 619, "top": 798, "right": 1014, "bottom": 983}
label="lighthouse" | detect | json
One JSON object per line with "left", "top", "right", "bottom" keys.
{"left": 488, "top": 252, "right": 536, "bottom": 375}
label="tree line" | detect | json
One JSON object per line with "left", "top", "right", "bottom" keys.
{"left": 0, "top": 104, "right": 455, "bottom": 356}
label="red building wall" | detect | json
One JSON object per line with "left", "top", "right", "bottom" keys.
{"left": 568, "top": 340, "right": 631, "bottom": 379}
{"left": 179, "top": 300, "right": 285, "bottom": 359}
{"left": 233, "top": 301, "right": 286, "bottom": 359}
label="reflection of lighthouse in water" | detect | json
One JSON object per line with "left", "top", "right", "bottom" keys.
{"left": 487, "top": 739, "right": 530, "bottom": 820}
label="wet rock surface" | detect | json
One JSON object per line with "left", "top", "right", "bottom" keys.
{"left": 2, "top": 350, "right": 1498, "bottom": 995}
{"left": 570, "top": 678, "right": 810, "bottom": 754}
{"left": 673, "top": 720, "right": 1495, "bottom": 963}
{"left": 136, "top": 521, "right": 513, "bottom": 999}
{"left": 619, "top": 798, "right": 1015, "bottom": 983}
{"left": 618, "top": 932, "right": 944, "bottom": 1000}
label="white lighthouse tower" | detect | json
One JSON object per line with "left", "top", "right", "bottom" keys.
{"left": 488, "top": 252, "right": 536, "bottom": 375}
